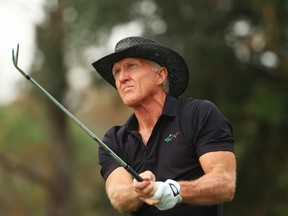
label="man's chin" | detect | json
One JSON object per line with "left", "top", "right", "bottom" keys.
{"left": 122, "top": 98, "right": 139, "bottom": 108}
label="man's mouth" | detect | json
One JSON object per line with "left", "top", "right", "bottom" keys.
{"left": 122, "top": 86, "right": 134, "bottom": 93}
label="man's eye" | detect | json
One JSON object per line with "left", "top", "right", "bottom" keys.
{"left": 128, "top": 64, "right": 136, "bottom": 70}
{"left": 113, "top": 70, "right": 120, "bottom": 78}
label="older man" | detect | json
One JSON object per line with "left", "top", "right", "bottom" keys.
{"left": 92, "top": 36, "right": 236, "bottom": 216}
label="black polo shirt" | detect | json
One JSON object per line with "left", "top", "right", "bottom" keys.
{"left": 99, "top": 95, "right": 234, "bottom": 216}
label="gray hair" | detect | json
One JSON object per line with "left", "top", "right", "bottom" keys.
{"left": 149, "top": 60, "right": 170, "bottom": 94}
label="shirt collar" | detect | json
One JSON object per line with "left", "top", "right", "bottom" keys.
{"left": 162, "top": 94, "right": 178, "bottom": 117}
{"left": 125, "top": 95, "right": 178, "bottom": 131}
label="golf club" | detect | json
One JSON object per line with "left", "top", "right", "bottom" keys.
{"left": 12, "top": 44, "right": 143, "bottom": 182}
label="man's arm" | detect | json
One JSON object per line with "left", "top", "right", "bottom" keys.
{"left": 179, "top": 151, "right": 236, "bottom": 205}
{"left": 105, "top": 167, "right": 159, "bottom": 213}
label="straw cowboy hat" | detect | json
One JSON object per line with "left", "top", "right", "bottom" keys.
{"left": 92, "top": 36, "right": 189, "bottom": 96}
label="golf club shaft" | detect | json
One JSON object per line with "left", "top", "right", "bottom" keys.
{"left": 12, "top": 45, "right": 143, "bottom": 182}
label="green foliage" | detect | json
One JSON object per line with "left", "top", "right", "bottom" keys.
{"left": 0, "top": 102, "right": 49, "bottom": 215}
{"left": 0, "top": 102, "right": 48, "bottom": 162}
{"left": 0, "top": 93, "right": 129, "bottom": 216}
{"left": 245, "top": 81, "right": 286, "bottom": 126}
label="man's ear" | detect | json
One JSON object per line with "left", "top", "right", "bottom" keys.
{"left": 158, "top": 67, "right": 168, "bottom": 85}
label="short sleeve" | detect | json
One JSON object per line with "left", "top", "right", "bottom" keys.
{"left": 193, "top": 100, "right": 234, "bottom": 157}
{"left": 98, "top": 126, "right": 122, "bottom": 181}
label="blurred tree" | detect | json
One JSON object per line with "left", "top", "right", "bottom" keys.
{"left": 35, "top": 1, "right": 74, "bottom": 215}
{"left": 0, "top": 0, "right": 134, "bottom": 215}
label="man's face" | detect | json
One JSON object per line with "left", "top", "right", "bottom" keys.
{"left": 112, "top": 58, "right": 164, "bottom": 107}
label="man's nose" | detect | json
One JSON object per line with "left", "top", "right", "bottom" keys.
{"left": 118, "top": 70, "right": 130, "bottom": 83}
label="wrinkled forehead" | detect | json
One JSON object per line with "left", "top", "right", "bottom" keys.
{"left": 112, "top": 57, "right": 151, "bottom": 70}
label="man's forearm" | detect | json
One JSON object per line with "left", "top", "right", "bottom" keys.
{"left": 107, "top": 183, "right": 143, "bottom": 213}
{"left": 179, "top": 169, "right": 236, "bottom": 205}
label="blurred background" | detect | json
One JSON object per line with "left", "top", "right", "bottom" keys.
{"left": 0, "top": 0, "right": 288, "bottom": 215}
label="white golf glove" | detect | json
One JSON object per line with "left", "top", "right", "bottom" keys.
{"left": 150, "top": 179, "right": 182, "bottom": 210}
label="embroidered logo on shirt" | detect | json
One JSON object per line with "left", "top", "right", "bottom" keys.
{"left": 164, "top": 131, "right": 179, "bottom": 142}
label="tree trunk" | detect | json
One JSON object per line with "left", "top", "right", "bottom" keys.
{"left": 35, "top": 1, "right": 74, "bottom": 215}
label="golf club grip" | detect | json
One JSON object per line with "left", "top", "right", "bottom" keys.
{"left": 125, "top": 165, "right": 144, "bottom": 182}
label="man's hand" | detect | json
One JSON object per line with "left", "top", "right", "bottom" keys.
{"left": 133, "top": 171, "right": 161, "bottom": 206}
{"left": 150, "top": 179, "right": 182, "bottom": 210}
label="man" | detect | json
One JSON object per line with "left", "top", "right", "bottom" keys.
{"left": 92, "top": 36, "right": 236, "bottom": 216}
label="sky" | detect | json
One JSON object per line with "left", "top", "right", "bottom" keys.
{"left": 0, "top": 0, "right": 45, "bottom": 105}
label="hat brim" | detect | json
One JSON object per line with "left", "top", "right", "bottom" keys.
{"left": 92, "top": 43, "right": 189, "bottom": 97}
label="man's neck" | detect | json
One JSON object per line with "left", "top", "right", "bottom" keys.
{"left": 134, "top": 92, "right": 166, "bottom": 135}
